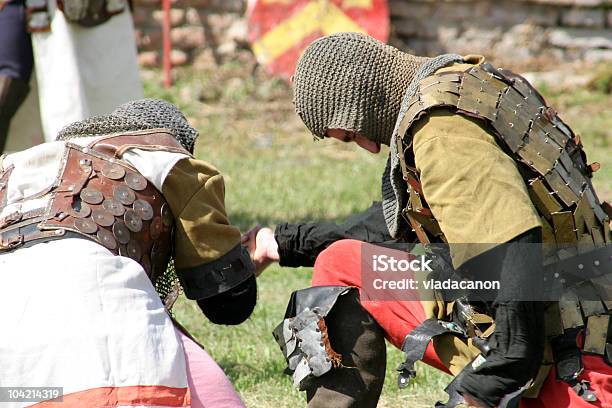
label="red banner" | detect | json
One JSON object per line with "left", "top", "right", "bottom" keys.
{"left": 247, "top": 0, "right": 389, "bottom": 80}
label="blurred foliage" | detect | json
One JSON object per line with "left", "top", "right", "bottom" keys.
{"left": 588, "top": 64, "right": 612, "bottom": 95}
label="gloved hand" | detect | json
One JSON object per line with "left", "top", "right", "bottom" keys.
{"left": 197, "top": 275, "right": 257, "bottom": 325}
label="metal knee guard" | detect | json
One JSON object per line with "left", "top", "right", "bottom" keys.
{"left": 274, "top": 286, "right": 386, "bottom": 408}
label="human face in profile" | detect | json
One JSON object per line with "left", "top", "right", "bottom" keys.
{"left": 325, "top": 129, "right": 381, "bottom": 154}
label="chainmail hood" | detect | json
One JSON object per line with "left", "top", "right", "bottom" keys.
{"left": 293, "top": 32, "right": 430, "bottom": 145}
{"left": 57, "top": 99, "right": 199, "bottom": 153}
{"left": 292, "top": 32, "right": 463, "bottom": 238}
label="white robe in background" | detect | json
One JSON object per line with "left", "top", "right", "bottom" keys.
{"left": 31, "top": 4, "right": 143, "bottom": 141}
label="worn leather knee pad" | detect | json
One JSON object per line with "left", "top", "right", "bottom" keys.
{"left": 306, "top": 291, "right": 387, "bottom": 408}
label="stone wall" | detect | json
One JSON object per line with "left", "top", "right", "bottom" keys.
{"left": 390, "top": 0, "right": 612, "bottom": 70}
{"left": 132, "top": 0, "right": 247, "bottom": 67}
{"left": 133, "top": 0, "right": 612, "bottom": 71}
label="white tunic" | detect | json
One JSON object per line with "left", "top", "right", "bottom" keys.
{"left": 31, "top": 5, "right": 143, "bottom": 142}
{"left": 0, "top": 141, "right": 191, "bottom": 408}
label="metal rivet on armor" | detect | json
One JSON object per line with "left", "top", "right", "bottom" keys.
{"left": 74, "top": 218, "right": 98, "bottom": 234}
{"left": 508, "top": 123, "right": 514, "bottom": 128}
{"left": 124, "top": 209, "right": 143, "bottom": 232}
{"left": 161, "top": 203, "right": 173, "bottom": 227}
{"left": 112, "top": 221, "right": 131, "bottom": 245}
{"left": 71, "top": 202, "right": 92, "bottom": 218}
{"left": 133, "top": 199, "right": 154, "bottom": 221}
{"left": 92, "top": 209, "right": 115, "bottom": 227}
{"left": 594, "top": 260, "right": 600, "bottom": 266}
{"left": 97, "top": 228, "right": 118, "bottom": 250}
{"left": 103, "top": 198, "right": 126, "bottom": 217}
{"left": 578, "top": 264, "right": 584, "bottom": 270}
{"left": 150, "top": 217, "right": 162, "bottom": 240}
{"left": 554, "top": 272, "right": 559, "bottom": 279}
{"left": 127, "top": 240, "right": 142, "bottom": 262}
{"left": 82, "top": 148, "right": 89, "bottom": 154}
{"left": 81, "top": 187, "right": 104, "bottom": 205}
{"left": 101, "top": 163, "right": 126, "bottom": 180}
{"left": 114, "top": 185, "right": 136, "bottom": 205}
{"left": 55, "top": 230, "right": 63, "bottom": 235}
{"left": 125, "top": 173, "right": 147, "bottom": 191}
{"left": 79, "top": 159, "right": 92, "bottom": 167}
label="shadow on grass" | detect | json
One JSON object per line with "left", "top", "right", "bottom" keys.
{"left": 219, "top": 356, "right": 289, "bottom": 385}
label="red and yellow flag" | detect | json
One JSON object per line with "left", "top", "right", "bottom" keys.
{"left": 247, "top": 0, "right": 389, "bottom": 79}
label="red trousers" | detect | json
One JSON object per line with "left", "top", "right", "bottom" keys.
{"left": 312, "top": 239, "right": 612, "bottom": 408}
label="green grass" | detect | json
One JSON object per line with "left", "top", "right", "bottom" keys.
{"left": 144, "top": 62, "right": 611, "bottom": 407}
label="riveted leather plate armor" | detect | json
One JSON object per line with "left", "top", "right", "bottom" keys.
{"left": 394, "top": 63, "right": 612, "bottom": 403}
{"left": 395, "top": 63, "right": 611, "bottom": 252}
{"left": 0, "top": 129, "right": 190, "bottom": 308}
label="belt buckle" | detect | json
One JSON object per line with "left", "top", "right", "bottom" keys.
{"left": 0, "top": 229, "right": 24, "bottom": 252}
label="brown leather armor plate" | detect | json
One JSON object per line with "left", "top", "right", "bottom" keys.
{"left": 394, "top": 62, "right": 612, "bottom": 367}
{"left": 39, "top": 143, "right": 174, "bottom": 279}
{"left": 396, "top": 62, "right": 611, "bottom": 259}
{"left": 0, "top": 129, "right": 192, "bottom": 308}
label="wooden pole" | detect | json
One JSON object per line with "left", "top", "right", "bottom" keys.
{"left": 162, "top": 0, "right": 172, "bottom": 88}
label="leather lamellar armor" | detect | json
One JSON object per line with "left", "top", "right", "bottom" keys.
{"left": 396, "top": 62, "right": 611, "bottom": 251}
{"left": 0, "top": 129, "right": 190, "bottom": 307}
{"left": 395, "top": 63, "right": 612, "bottom": 403}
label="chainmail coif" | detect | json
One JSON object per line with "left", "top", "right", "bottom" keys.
{"left": 57, "top": 98, "right": 199, "bottom": 153}
{"left": 293, "top": 32, "right": 464, "bottom": 238}
{"left": 292, "top": 32, "right": 430, "bottom": 145}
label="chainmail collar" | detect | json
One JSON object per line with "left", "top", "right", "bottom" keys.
{"left": 57, "top": 99, "right": 199, "bottom": 153}
{"left": 382, "top": 54, "right": 464, "bottom": 238}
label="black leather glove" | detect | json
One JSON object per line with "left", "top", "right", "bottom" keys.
{"left": 197, "top": 275, "right": 257, "bottom": 325}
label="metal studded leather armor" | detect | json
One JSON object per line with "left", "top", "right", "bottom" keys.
{"left": 394, "top": 62, "right": 612, "bottom": 404}
{"left": 0, "top": 129, "right": 189, "bottom": 308}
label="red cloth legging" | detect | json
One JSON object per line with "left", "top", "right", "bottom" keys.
{"left": 311, "top": 239, "right": 612, "bottom": 408}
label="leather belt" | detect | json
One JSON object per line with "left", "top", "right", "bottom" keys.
{"left": 0, "top": 218, "right": 82, "bottom": 253}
